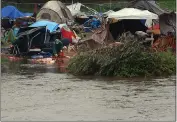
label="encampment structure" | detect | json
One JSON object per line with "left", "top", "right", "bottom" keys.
{"left": 1, "top": 5, "right": 33, "bottom": 19}
{"left": 36, "top": 0, "right": 73, "bottom": 24}
{"left": 128, "top": 0, "right": 176, "bottom": 35}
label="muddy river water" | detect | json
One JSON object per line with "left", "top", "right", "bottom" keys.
{"left": 1, "top": 61, "right": 176, "bottom": 121}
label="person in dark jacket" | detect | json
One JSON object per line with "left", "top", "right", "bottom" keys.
{"left": 53, "top": 39, "right": 63, "bottom": 57}
{"left": 52, "top": 38, "right": 70, "bottom": 56}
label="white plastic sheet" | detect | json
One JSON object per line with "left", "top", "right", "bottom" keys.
{"left": 108, "top": 8, "right": 158, "bottom": 20}
{"left": 67, "top": 3, "right": 82, "bottom": 16}
{"left": 103, "top": 10, "right": 115, "bottom": 16}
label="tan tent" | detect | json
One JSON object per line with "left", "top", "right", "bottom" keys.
{"left": 36, "top": 1, "right": 73, "bottom": 24}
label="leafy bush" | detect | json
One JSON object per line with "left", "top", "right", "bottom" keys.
{"left": 67, "top": 33, "right": 176, "bottom": 77}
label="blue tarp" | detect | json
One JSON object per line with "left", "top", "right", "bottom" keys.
{"left": 1, "top": 6, "right": 33, "bottom": 19}
{"left": 83, "top": 18, "right": 101, "bottom": 30}
{"left": 140, "top": 20, "right": 146, "bottom": 25}
{"left": 29, "top": 20, "right": 59, "bottom": 33}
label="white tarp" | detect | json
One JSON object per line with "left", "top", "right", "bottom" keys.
{"left": 67, "top": 2, "right": 98, "bottom": 16}
{"left": 108, "top": 8, "right": 158, "bottom": 20}
{"left": 67, "top": 3, "right": 82, "bottom": 16}
{"left": 103, "top": 10, "right": 115, "bottom": 16}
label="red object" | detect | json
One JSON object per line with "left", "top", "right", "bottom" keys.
{"left": 148, "top": 24, "right": 160, "bottom": 30}
{"left": 61, "top": 28, "right": 76, "bottom": 43}
{"left": 10, "top": 45, "right": 13, "bottom": 48}
{"left": 59, "top": 51, "right": 64, "bottom": 57}
{"left": 8, "top": 56, "right": 23, "bottom": 61}
{"left": 172, "top": 42, "right": 176, "bottom": 50}
{"left": 34, "top": 4, "right": 37, "bottom": 14}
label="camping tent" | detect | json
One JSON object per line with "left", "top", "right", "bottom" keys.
{"left": 128, "top": 0, "right": 165, "bottom": 16}
{"left": 1, "top": 6, "right": 33, "bottom": 19}
{"left": 107, "top": 8, "right": 157, "bottom": 40}
{"left": 108, "top": 8, "right": 158, "bottom": 20}
{"left": 36, "top": 1, "right": 73, "bottom": 24}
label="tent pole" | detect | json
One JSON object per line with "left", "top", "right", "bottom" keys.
{"left": 151, "top": 19, "right": 154, "bottom": 46}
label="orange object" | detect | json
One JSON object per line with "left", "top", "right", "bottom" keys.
{"left": 149, "top": 24, "right": 160, "bottom": 30}
{"left": 148, "top": 24, "right": 160, "bottom": 35}
{"left": 152, "top": 35, "right": 176, "bottom": 52}
{"left": 152, "top": 29, "right": 160, "bottom": 35}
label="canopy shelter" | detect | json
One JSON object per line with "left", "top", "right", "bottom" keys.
{"left": 1, "top": 6, "right": 33, "bottom": 19}
{"left": 36, "top": 0, "right": 73, "bottom": 24}
{"left": 30, "top": 20, "right": 59, "bottom": 33}
{"left": 108, "top": 8, "right": 158, "bottom": 20}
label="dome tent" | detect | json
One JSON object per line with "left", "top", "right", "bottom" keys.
{"left": 36, "top": 1, "right": 73, "bottom": 24}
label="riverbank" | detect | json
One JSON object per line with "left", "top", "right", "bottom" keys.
{"left": 67, "top": 35, "right": 176, "bottom": 78}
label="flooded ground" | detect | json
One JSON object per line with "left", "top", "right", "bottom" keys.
{"left": 1, "top": 61, "right": 176, "bottom": 121}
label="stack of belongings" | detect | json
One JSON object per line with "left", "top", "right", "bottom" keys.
{"left": 83, "top": 16, "right": 101, "bottom": 32}
{"left": 152, "top": 32, "right": 176, "bottom": 53}
{"left": 67, "top": 2, "right": 98, "bottom": 25}
{"left": 28, "top": 52, "right": 55, "bottom": 64}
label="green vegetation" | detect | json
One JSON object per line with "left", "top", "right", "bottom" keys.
{"left": 157, "top": 0, "right": 176, "bottom": 11}
{"left": 2, "top": 0, "right": 175, "bottom": 13}
{"left": 1, "top": 57, "right": 9, "bottom": 64}
{"left": 67, "top": 33, "right": 176, "bottom": 77}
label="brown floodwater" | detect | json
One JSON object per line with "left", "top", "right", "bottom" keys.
{"left": 1, "top": 61, "right": 176, "bottom": 121}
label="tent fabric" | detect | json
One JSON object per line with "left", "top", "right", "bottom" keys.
{"left": 128, "top": 0, "right": 166, "bottom": 16}
{"left": 159, "top": 12, "right": 176, "bottom": 35}
{"left": 61, "top": 27, "right": 76, "bottom": 43}
{"left": 91, "top": 23, "right": 113, "bottom": 45}
{"left": 109, "top": 20, "right": 148, "bottom": 40}
{"left": 1, "top": 6, "right": 33, "bottom": 19}
{"left": 67, "top": 3, "right": 82, "bottom": 16}
{"left": 36, "top": 1, "right": 73, "bottom": 24}
{"left": 103, "top": 10, "right": 115, "bottom": 16}
{"left": 30, "top": 20, "right": 59, "bottom": 33}
{"left": 13, "top": 27, "right": 49, "bottom": 54}
{"left": 108, "top": 8, "right": 158, "bottom": 20}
